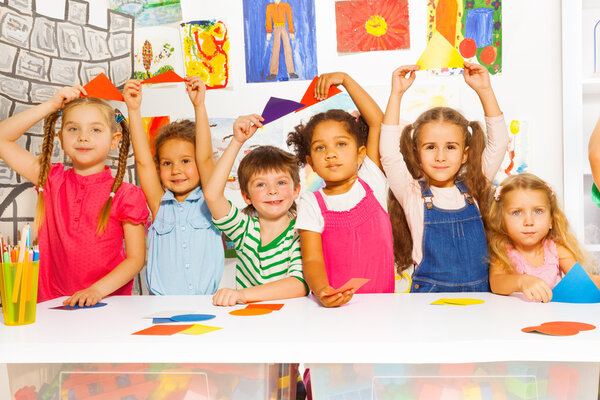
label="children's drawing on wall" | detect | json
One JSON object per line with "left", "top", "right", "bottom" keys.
{"left": 180, "top": 20, "right": 230, "bottom": 89}
{"left": 134, "top": 26, "right": 184, "bottom": 80}
{"left": 582, "top": 10, "right": 600, "bottom": 78}
{"left": 0, "top": 0, "right": 136, "bottom": 241}
{"left": 110, "top": 0, "right": 182, "bottom": 27}
{"left": 420, "top": 0, "right": 502, "bottom": 75}
{"left": 243, "top": 0, "right": 318, "bottom": 83}
{"left": 334, "top": 0, "right": 410, "bottom": 53}
{"left": 493, "top": 120, "right": 529, "bottom": 185}
{"left": 142, "top": 116, "right": 171, "bottom": 156}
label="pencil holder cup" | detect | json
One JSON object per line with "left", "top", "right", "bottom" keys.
{"left": 0, "top": 261, "right": 39, "bottom": 326}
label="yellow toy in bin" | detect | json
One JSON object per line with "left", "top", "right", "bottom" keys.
{"left": 1, "top": 261, "right": 39, "bottom": 325}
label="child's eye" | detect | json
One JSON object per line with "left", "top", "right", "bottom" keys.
{"left": 92, "top": 128, "right": 102, "bottom": 133}
{"left": 278, "top": 180, "right": 287, "bottom": 185}
{"left": 256, "top": 183, "right": 265, "bottom": 188}
{"left": 534, "top": 208, "right": 544, "bottom": 215}
{"left": 447, "top": 145, "right": 456, "bottom": 150}
{"left": 511, "top": 210, "right": 521, "bottom": 216}
{"left": 182, "top": 159, "right": 191, "bottom": 164}
{"left": 315, "top": 145, "right": 325, "bottom": 152}
{"left": 68, "top": 127, "right": 78, "bottom": 132}
{"left": 161, "top": 161, "right": 171, "bottom": 166}
{"left": 426, "top": 145, "right": 435, "bottom": 150}
{"left": 337, "top": 141, "right": 347, "bottom": 148}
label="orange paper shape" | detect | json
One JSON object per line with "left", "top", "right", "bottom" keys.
{"left": 229, "top": 308, "right": 273, "bottom": 316}
{"left": 297, "top": 76, "right": 342, "bottom": 111}
{"left": 522, "top": 321, "right": 596, "bottom": 336}
{"left": 132, "top": 324, "right": 194, "bottom": 336}
{"left": 81, "top": 73, "right": 124, "bottom": 102}
{"left": 245, "top": 303, "right": 284, "bottom": 311}
{"left": 142, "top": 70, "right": 185, "bottom": 84}
{"left": 324, "top": 278, "right": 370, "bottom": 297}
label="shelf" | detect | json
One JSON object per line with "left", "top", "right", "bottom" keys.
{"left": 583, "top": 78, "right": 600, "bottom": 94}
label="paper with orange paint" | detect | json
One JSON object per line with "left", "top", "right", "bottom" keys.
{"left": 180, "top": 20, "right": 230, "bottom": 89}
{"left": 81, "top": 73, "right": 124, "bottom": 102}
{"left": 324, "top": 278, "right": 370, "bottom": 297}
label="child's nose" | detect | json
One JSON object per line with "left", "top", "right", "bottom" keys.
{"left": 523, "top": 213, "right": 534, "bottom": 225}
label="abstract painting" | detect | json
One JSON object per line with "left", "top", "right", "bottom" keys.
{"left": 180, "top": 20, "right": 230, "bottom": 89}
{"left": 142, "top": 116, "right": 170, "bottom": 156}
{"left": 134, "top": 26, "right": 184, "bottom": 80}
{"left": 493, "top": 119, "right": 529, "bottom": 185}
{"left": 243, "top": 0, "right": 318, "bottom": 83}
{"left": 109, "top": 0, "right": 182, "bottom": 28}
{"left": 334, "top": 0, "right": 410, "bottom": 53}
{"left": 425, "top": 0, "right": 502, "bottom": 74}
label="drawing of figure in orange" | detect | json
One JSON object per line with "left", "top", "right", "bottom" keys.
{"left": 265, "top": 0, "right": 298, "bottom": 80}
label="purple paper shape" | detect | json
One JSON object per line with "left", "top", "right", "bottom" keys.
{"left": 50, "top": 302, "right": 107, "bottom": 310}
{"left": 261, "top": 97, "right": 305, "bottom": 125}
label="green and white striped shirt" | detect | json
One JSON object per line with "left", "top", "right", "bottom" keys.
{"left": 213, "top": 203, "right": 306, "bottom": 290}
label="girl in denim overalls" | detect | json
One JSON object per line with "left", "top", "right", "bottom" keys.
{"left": 288, "top": 72, "right": 395, "bottom": 307}
{"left": 380, "top": 63, "right": 509, "bottom": 293}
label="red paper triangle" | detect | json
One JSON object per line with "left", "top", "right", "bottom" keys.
{"left": 142, "top": 70, "right": 185, "bottom": 85}
{"left": 296, "top": 76, "right": 343, "bottom": 112}
{"left": 81, "top": 73, "right": 124, "bottom": 102}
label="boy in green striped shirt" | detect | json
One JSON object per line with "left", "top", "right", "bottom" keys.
{"left": 202, "top": 114, "right": 308, "bottom": 306}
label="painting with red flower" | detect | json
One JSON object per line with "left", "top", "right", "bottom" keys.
{"left": 335, "top": 0, "right": 410, "bottom": 53}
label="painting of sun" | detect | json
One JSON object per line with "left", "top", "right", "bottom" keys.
{"left": 335, "top": 0, "right": 410, "bottom": 53}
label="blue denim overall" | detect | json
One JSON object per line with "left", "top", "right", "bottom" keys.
{"left": 411, "top": 180, "right": 490, "bottom": 292}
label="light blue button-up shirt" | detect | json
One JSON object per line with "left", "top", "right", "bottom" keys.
{"left": 146, "top": 187, "right": 224, "bottom": 295}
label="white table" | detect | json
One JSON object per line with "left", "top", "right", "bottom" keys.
{"left": 1, "top": 292, "right": 600, "bottom": 364}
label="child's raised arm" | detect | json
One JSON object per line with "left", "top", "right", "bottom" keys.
{"left": 64, "top": 220, "right": 146, "bottom": 307}
{"left": 489, "top": 263, "right": 553, "bottom": 303}
{"left": 383, "top": 65, "right": 418, "bottom": 125}
{"left": 463, "top": 62, "right": 501, "bottom": 117}
{"left": 186, "top": 76, "right": 215, "bottom": 188}
{"left": 314, "top": 72, "right": 384, "bottom": 168}
{"left": 0, "top": 86, "right": 85, "bottom": 185}
{"left": 123, "top": 80, "right": 164, "bottom": 218}
{"left": 203, "top": 114, "right": 263, "bottom": 220}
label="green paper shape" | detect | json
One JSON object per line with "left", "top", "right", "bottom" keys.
{"left": 592, "top": 183, "right": 600, "bottom": 208}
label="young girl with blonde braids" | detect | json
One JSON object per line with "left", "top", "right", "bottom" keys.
{"left": 381, "top": 63, "right": 509, "bottom": 292}
{"left": 488, "top": 173, "right": 600, "bottom": 302}
{"left": 0, "top": 86, "right": 148, "bottom": 306}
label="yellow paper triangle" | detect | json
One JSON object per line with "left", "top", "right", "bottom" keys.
{"left": 179, "top": 324, "right": 223, "bottom": 335}
{"left": 417, "top": 31, "right": 465, "bottom": 70}
{"left": 431, "top": 298, "right": 484, "bottom": 306}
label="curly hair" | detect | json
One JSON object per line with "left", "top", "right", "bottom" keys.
{"left": 237, "top": 145, "right": 301, "bottom": 216}
{"left": 487, "top": 173, "right": 595, "bottom": 274}
{"left": 388, "top": 107, "right": 491, "bottom": 271}
{"left": 36, "top": 97, "right": 130, "bottom": 235}
{"left": 286, "top": 109, "right": 368, "bottom": 167}
{"left": 152, "top": 119, "right": 196, "bottom": 164}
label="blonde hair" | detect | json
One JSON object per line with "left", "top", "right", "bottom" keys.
{"left": 388, "top": 107, "right": 490, "bottom": 272}
{"left": 35, "top": 97, "right": 130, "bottom": 235}
{"left": 487, "top": 173, "right": 594, "bottom": 273}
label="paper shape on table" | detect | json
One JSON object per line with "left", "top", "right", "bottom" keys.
{"left": 132, "top": 324, "right": 194, "bottom": 336}
{"left": 170, "top": 314, "right": 216, "bottom": 322}
{"left": 261, "top": 97, "right": 305, "bottom": 125}
{"left": 142, "top": 70, "right": 185, "bottom": 85}
{"left": 143, "top": 310, "right": 196, "bottom": 319}
{"left": 296, "top": 76, "right": 342, "bottom": 112}
{"left": 81, "top": 73, "right": 124, "bottom": 102}
{"left": 245, "top": 303, "right": 284, "bottom": 311}
{"left": 229, "top": 308, "right": 273, "bottom": 316}
{"left": 430, "top": 298, "right": 485, "bottom": 306}
{"left": 416, "top": 31, "right": 465, "bottom": 70}
{"left": 522, "top": 321, "right": 596, "bottom": 336}
{"left": 324, "top": 278, "right": 370, "bottom": 297}
{"left": 50, "top": 302, "right": 107, "bottom": 310}
{"left": 552, "top": 263, "right": 600, "bottom": 303}
{"left": 179, "top": 324, "right": 223, "bottom": 335}
{"left": 152, "top": 318, "right": 175, "bottom": 324}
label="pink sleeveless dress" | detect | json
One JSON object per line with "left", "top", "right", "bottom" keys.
{"left": 507, "top": 239, "right": 562, "bottom": 288}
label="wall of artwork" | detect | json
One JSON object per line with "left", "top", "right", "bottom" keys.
{"left": 0, "top": 0, "right": 564, "bottom": 243}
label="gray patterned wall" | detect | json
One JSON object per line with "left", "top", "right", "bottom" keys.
{"left": 0, "top": 0, "right": 136, "bottom": 242}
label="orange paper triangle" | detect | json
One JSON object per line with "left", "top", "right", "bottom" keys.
{"left": 142, "top": 70, "right": 185, "bottom": 85}
{"left": 296, "top": 76, "right": 343, "bottom": 112}
{"left": 82, "top": 73, "right": 124, "bottom": 102}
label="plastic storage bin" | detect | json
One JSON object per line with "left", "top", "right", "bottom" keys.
{"left": 7, "top": 363, "right": 295, "bottom": 400}
{"left": 305, "top": 362, "right": 600, "bottom": 400}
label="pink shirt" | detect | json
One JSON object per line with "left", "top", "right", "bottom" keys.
{"left": 37, "top": 164, "right": 149, "bottom": 302}
{"left": 380, "top": 115, "right": 509, "bottom": 265}
{"left": 507, "top": 239, "right": 562, "bottom": 289}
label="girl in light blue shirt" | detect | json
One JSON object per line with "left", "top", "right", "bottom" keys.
{"left": 123, "top": 78, "right": 224, "bottom": 295}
